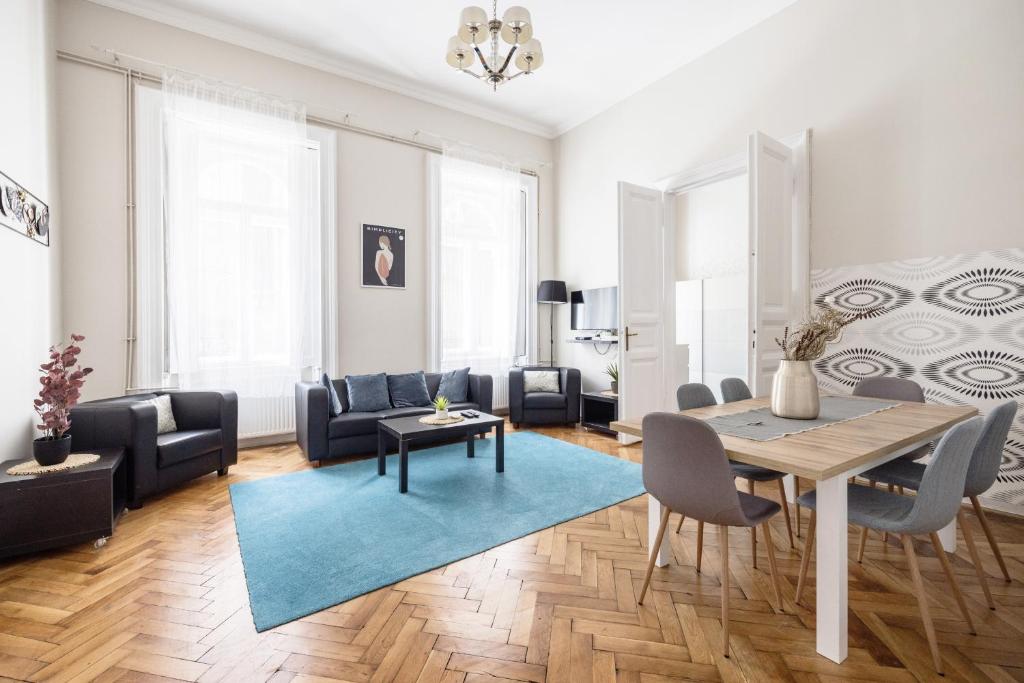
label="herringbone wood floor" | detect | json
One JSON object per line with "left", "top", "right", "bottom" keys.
{"left": 1, "top": 422, "right": 1023, "bottom": 683}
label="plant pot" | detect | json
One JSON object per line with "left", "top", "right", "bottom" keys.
{"left": 435, "top": 409, "right": 449, "bottom": 420}
{"left": 33, "top": 435, "right": 72, "bottom": 466}
{"left": 770, "top": 360, "right": 820, "bottom": 419}
{"left": 610, "top": 381, "right": 618, "bottom": 394}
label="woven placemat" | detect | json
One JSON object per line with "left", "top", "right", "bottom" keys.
{"left": 6, "top": 453, "right": 101, "bottom": 476}
{"left": 418, "top": 414, "right": 466, "bottom": 426}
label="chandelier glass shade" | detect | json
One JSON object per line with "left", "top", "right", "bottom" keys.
{"left": 446, "top": 2, "right": 543, "bottom": 90}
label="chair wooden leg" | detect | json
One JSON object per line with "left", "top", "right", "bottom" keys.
{"left": 720, "top": 524, "right": 730, "bottom": 658}
{"left": 883, "top": 484, "right": 894, "bottom": 544}
{"left": 762, "top": 521, "right": 783, "bottom": 611}
{"left": 639, "top": 506, "right": 672, "bottom": 605}
{"left": 794, "top": 477, "right": 801, "bottom": 538}
{"left": 747, "top": 479, "right": 757, "bottom": 569}
{"left": 857, "top": 526, "right": 869, "bottom": 563}
{"left": 776, "top": 479, "right": 795, "bottom": 549}
{"left": 676, "top": 513, "right": 685, "bottom": 534}
{"left": 971, "top": 495, "right": 1011, "bottom": 582}
{"left": 959, "top": 508, "right": 996, "bottom": 610}
{"left": 929, "top": 531, "right": 976, "bottom": 635}
{"left": 902, "top": 534, "right": 943, "bottom": 675}
{"left": 898, "top": 485, "right": 905, "bottom": 495}
{"left": 696, "top": 520, "right": 704, "bottom": 574}
{"left": 795, "top": 510, "right": 816, "bottom": 605}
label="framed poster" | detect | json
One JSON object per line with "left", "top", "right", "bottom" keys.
{"left": 361, "top": 224, "right": 406, "bottom": 289}
{"left": 0, "top": 170, "right": 49, "bottom": 246}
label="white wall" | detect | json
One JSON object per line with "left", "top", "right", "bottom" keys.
{"left": 0, "top": 1, "right": 62, "bottom": 460}
{"left": 55, "top": 0, "right": 555, "bottom": 399}
{"left": 555, "top": 0, "right": 1024, "bottom": 390}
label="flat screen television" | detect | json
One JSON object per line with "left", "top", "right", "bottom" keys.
{"left": 570, "top": 286, "right": 618, "bottom": 331}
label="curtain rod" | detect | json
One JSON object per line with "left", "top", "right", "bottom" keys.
{"left": 56, "top": 49, "right": 542, "bottom": 177}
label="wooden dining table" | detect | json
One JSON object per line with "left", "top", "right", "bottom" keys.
{"left": 610, "top": 395, "right": 977, "bottom": 664}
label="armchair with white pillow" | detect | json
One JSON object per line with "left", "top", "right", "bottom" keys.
{"left": 508, "top": 367, "right": 581, "bottom": 427}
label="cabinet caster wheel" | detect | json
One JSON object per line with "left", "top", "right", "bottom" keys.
{"left": 94, "top": 537, "right": 108, "bottom": 549}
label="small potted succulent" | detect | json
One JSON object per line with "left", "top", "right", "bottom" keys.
{"left": 433, "top": 395, "right": 450, "bottom": 420}
{"left": 33, "top": 334, "right": 92, "bottom": 466}
{"left": 604, "top": 362, "right": 619, "bottom": 394}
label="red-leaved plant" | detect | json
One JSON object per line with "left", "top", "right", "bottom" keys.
{"left": 34, "top": 334, "right": 93, "bottom": 440}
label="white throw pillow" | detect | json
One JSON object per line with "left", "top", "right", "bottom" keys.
{"left": 523, "top": 370, "right": 560, "bottom": 394}
{"left": 144, "top": 394, "right": 178, "bottom": 434}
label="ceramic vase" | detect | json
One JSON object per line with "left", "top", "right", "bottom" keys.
{"left": 33, "top": 434, "right": 72, "bottom": 466}
{"left": 770, "top": 360, "right": 820, "bottom": 419}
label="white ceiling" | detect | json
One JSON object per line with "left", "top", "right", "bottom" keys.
{"left": 89, "top": 0, "right": 796, "bottom": 138}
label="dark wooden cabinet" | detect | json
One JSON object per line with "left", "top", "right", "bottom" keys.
{"left": 581, "top": 391, "right": 619, "bottom": 435}
{"left": 0, "top": 448, "right": 126, "bottom": 560}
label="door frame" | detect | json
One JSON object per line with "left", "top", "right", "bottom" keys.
{"left": 654, "top": 130, "right": 811, "bottom": 403}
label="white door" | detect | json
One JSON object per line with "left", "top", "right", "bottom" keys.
{"left": 748, "top": 131, "right": 796, "bottom": 396}
{"left": 618, "top": 182, "right": 666, "bottom": 443}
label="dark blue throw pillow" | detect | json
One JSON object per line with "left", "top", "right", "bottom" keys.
{"left": 387, "top": 372, "right": 432, "bottom": 408}
{"left": 437, "top": 367, "right": 470, "bottom": 403}
{"left": 321, "top": 373, "right": 343, "bottom": 416}
{"left": 345, "top": 373, "right": 391, "bottom": 413}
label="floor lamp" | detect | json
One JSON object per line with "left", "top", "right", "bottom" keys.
{"left": 538, "top": 280, "right": 568, "bottom": 367}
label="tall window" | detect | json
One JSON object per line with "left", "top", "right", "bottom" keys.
{"left": 134, "top": 74, "right": 323, "bottom": 438}
{"left": 430, "top": 148, "right": 536, "bottom": 406}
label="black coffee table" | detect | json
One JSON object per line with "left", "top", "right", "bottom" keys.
{"left": 377, "top": 412, "right": 504, "bottom": 493}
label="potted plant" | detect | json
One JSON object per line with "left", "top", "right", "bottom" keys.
{"left": 773, "top": 304, "right": 868, "bottom": 419}
{"left": 433, "top": 395, "right": 450, "bottom": 420}
{"left": 33, "top": 334, "right": 92, "bottom": 465}
{"left": 604, "top": 362, "right": 619, "bottom": 394}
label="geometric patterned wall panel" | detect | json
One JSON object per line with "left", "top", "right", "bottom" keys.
{"left": 811, "top": 248, "right": 1024, "bottom": 516}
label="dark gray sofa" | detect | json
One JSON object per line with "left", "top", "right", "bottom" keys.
{"left": 68, "top": 390, "right": 238, "bottom": 508}
{"left": 509, "top": 366, "right": 581, "bottom": 427}
{"left": 295, "top": 372, "right": 493, "bottom": 464}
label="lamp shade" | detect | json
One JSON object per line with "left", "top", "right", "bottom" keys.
{"left": 458, "top": 5, "right": 488, "bottom": 44}
{"left": 537, "top": 280, "right": 568, "bottom": 304}
{"left": 446, "top": 36, "right": 475, "bottom": 68}
{"left": 500, "top": 6, "right": 532, "bottom": 44}
{"left": 514, "top": 38, "right": 543, "bottom": 71}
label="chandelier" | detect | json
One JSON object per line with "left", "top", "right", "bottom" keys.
{"left": 445, "top": 2, "right": 544, "bottom": 91}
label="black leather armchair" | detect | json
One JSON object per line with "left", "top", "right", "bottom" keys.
{"left": 509, "top": 367, "right": 581, "bottom": 427}
{"left": 69, "top": 390, "right": 238, "bottom": 508}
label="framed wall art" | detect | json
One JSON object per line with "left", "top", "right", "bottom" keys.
{"left": 361, "top": 224, "right": 406, "bottom": 289}
{"left": 0, "top": 170, "right": 49, "bottom": 246}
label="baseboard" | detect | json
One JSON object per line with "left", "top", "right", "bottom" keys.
{"left": 240, "top": 432, "right": 296, "bottom": 449}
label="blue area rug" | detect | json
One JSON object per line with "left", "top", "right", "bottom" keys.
{"left": 229, "top": 431, "right": 644, "bottom": 631}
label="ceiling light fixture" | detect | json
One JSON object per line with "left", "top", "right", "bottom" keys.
{"left": 445, "top": 1, "right": 543, "bottom": 91}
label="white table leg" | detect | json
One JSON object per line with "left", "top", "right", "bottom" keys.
{"left": 816, "top": 474, "right": 848, "bottom": 663}
{"left": 648, "top": 496, "right": 670, "bottom": 567}
{"left": 937, "top": 514, "right": 958, "bottom": 552}
{"left": 783, "top": 474, "right": 797, "bottom": 503}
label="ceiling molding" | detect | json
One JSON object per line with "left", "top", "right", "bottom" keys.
{"left": 83, "top": 0, "right": 559, "bottom": 139}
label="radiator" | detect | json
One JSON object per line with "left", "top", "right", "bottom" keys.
{"left": 492, "top": 373, "right": 509, "bottom": 411}
{"left": 239, "top": 395, "right": 294, "bottom": 439}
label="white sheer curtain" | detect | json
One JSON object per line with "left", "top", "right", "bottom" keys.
{"left": 434, "top": 145, "right": 525, "bottom": 383}
{"left": 136, "top": 72, "right": 321, "bottom": 438}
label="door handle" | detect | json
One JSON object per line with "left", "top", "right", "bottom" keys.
{"left": 624, "top": 326, "right": 639, "bottom": 352}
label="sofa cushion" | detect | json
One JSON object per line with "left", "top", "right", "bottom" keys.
{"left": 328, "top": 412, "right": 381, "bottom": 439}
{"left": 378, "top": 407, "right": 434, "bottom": 419}
{"left": 524, "top": 370, "right": 560, "bottom": 393}
{"left": 157, "top": 429, "right": 222, "bottom": 468}
{"left": 437, "top": 367, "right": 470, "bottom": 402}
{"left": 447, "top": 402, "right": 480, "bottom": 413}
{"left": 387, "top": 372, "right": 432, "bottom": 408}
{"left": 140, "top": 394, "right": 178, "bottom": 434}
{"left": 345, "top": 373, "right": 391, "bottom": 412}
{"left": 524, "top": 392, "right": 567, "bottom": 409}
{"left": 322, "top": 373, "right": 343, "bottom": 416}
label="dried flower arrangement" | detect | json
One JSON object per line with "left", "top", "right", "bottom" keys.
{"left": 34, "top": 334, "right": 93, "bottom": 440}
{"left": 775, "top": 304, "right": 871, "bottom": 362}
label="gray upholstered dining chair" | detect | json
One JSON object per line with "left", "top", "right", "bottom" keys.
{"left": 638, "top": 412, "right": 785, "bottom": 657}
{"left": 794, "top": 416, "right": 984, "bottom": 675}
{"left": 854, "top": 377, "right": 931, "bottom": 461}
{"left": 720, "top": 377, "right": 753, "bottom": 403}
{"left": 864, "top": 401, "right": 1017, "bottom": 608}
{"left": 674, "top": 383, "right": 795, "bottom": 561}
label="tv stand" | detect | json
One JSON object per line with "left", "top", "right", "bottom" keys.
{"left": 581, "top": 391, "right": 618, "bottom": 435}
